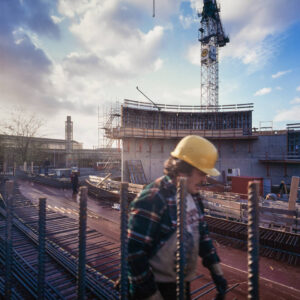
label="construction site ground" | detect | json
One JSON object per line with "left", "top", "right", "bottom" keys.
{"left": 18, "top": 180, "right": 300, "bottom": 300}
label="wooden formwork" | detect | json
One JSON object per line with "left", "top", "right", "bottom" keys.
{"left": 200, "top": 189, "right": 300, "bottom": 233}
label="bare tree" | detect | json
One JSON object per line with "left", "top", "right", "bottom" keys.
{"left": 0, "top": 108, "right": 44, "bottom": 164}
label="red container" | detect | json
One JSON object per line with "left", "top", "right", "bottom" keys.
{"left": 231, "top": 176, "right": 264, "bottom": 198}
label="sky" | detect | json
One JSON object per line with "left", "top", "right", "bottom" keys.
{"left": 1, "top": 0, "right": 300, "bottom": 148}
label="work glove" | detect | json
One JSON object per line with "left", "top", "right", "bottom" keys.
{"left": 209, "top": 264, "right": 227, "bottom": 300}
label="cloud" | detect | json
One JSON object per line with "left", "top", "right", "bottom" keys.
{"left": 186, "top": 43, "right": 200, "bottom": 66}
{"left": 59, "top": 0, "right": 166, "bottom": 77}
{"left": 274, "top": 106, "right": 300, "bottom": 122}
{"left": 0, "top": 0, "right": 66, "bottom": 114}
{"left": 291, "top": 97, "right": 300, "bottom": 104}
{"left": 182, "top": 88, "right": 200, "bottom": 97}
{"left": 275, "top": 86, "right": 282, "bottom": 90}
{"left": 189, "top": 0, "right": 300, "bottom": 68}
{"left": 0, "top": 0, "right": 170, "bottom": 119}
{"left": 154, "top": 58, "right": 163, "bottom": 71}
{"left": 58, "top": 0, "right": 181, "bottom": 20}
{"left": 297, "top": 86, "right": 300, "bottom": 91}
{"left": 179, "top": 14, "right": 197, "bottom": 29}
{"left": 272, "top": 70, "right": 291, "bottom": 78}
{"left": 0, "top": 0, "right": 60, "bottom": 39}
{"left": 254, "top": 87, "right": 272, "bottom": 96}
{"left": 51, "top": 15, "right": 64, "bottom": 24}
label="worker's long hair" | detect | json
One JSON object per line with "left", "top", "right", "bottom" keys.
{"left": 163, "top": 156, "right": 194, "bottom": 180}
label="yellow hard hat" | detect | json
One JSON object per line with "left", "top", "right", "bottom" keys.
{"left": 171, "top": 135, "right": 220, "bottom": 177}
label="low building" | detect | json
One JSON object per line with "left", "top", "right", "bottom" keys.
{"left": 0, "top": 115, "right": 120, "bottom": 171}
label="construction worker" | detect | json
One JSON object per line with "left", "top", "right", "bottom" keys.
{"left": 279, "top": 180, "right": 287, "bottom": 198}
{"left": 70, "top": 170, "right": 79, "bottom": 195}
{"left": 43, "top": 158, "right": 50, "bottom": 176}
{"left": 128, "top": 135, "right": 227, "bottom": 300}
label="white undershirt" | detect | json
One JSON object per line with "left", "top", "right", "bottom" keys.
{"left": 149, "top": 193, "right": 200, "bottom": 282}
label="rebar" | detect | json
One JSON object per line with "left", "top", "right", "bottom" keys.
{"left": 5, "top": 180, "right": 14, "bottom": 300}
{"left": 176, "top": 177, "right": 187, "bottom": 300}
{"left": 120, "top": 182, "right": 129, "bottom": 300}
{"left": 0, "top": 180, "right": 118, "bottom": 299}
{"left": 38, "top": 197, "right": 46, "bottom": 299}
{"left": 247, "top": 181, "right": 260, "bottom": 300}
{"left": 77, "top": 186, "right": 87, "bottom": 300}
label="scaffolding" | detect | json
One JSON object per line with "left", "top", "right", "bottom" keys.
{"left": 98, "top": 101, "right": 121, "bottom": 148}
{"left": 103, "top": 100, "right": 255, "bottom": 142}
{"left": 97, "top": 102, "right": 121, "bottom": 172}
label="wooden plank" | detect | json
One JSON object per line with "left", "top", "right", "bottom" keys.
{"left": 96, "top": 173, "right": 112, "bottom": 187}
{"left": 200, "top": 191, "right": 240, "bottom": 202}
{"left": 203, "top": 198, "right": 241, "bottom": 210}
{"left": 203, "top": 206, "right": 241, "bottom": 219}
{"left": 89, "top": 175, "right": 101, "bottom": 182}
{"left": 203, "top": 203, "right": 240, "bottom": 214}
{"left": 128, "top": 183, "right": 145, "bottom": 194}
{"left": 259, "top": 206, "right": 297, "bottom": 216}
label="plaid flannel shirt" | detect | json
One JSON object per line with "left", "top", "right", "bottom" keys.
{"left": 128, "top": 175, "right": 220, "bottom": 299}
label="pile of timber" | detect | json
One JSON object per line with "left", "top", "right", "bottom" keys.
{"left": 200, "top": 177, "right": 300, "bottom": 233}
{"left": 200, "top": 191, "right": 243, "bottom": 221}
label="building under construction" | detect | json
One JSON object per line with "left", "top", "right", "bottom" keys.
{"left": 104, "top": 99, "right": 300, "bottom": 188}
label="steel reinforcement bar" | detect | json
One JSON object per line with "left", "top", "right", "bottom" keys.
{"left": 205, "top": 215, "right": 300, "bottom": 265}
{"left": 0, "top": 178, "right": 118, "bottom": 299}
{"left": 0, "top": 176, "right": 241, "bottom": 299}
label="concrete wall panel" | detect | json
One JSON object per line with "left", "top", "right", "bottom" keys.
{"left": 122, "top": 135, "right": 299, "bottom": 185}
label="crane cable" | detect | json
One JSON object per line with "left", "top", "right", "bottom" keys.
{"left": 153, "top": 0, "right": 155, "bottom": 18}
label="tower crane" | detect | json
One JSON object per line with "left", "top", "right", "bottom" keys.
{"left": 198, "top": 0, "right": 229, "bottom": 108}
